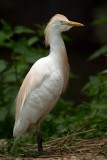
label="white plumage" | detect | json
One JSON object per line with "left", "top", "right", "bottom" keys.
{"left": 13, "top": 14, "right": 83, "bottom": 153}
{"left": 13, "top": 56, "right": 65, "bottom": 136}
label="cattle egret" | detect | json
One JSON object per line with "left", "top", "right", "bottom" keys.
{"left": 13, "top": 14, "right": 84, "bottom": 153}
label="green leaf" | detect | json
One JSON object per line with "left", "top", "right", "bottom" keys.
{"left": 0, "top": 20, "right": 13, "bottom": 46}
{"left": 28, "top": 37, "right": 39, "bottom": 46}
{"left": 12, "top": 38, "right": 31, "bottom": 54}
{"left": 14, "top": 26, "right": 35, "bottom": 34}
{"left": 0, "top": 60, "right": 7, "bottom": 72}
{"left": 89, "top": 45, "right": 107, "bottom": 60}
{"left": 0, "top": 30, "right": 13, "bottom": 44}
{"left": 92, "top": 16, "right": 107, "bottom": 25}
{"left": 35, "top": 24, "right": 45, "bottom": 36}
{"left": 1, "top": 19, "right": 12, "bottom": 31}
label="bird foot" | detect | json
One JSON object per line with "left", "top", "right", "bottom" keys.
{"left": 38, "top": 150, "right": 54, "bottom": 156}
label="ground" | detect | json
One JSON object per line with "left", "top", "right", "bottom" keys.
{"left": 0, "top": 136, "right": 107, "bottom": 160}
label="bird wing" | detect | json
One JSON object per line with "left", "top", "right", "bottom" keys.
{"left": 15, "top": 63, "right": 46, "bottom": 121}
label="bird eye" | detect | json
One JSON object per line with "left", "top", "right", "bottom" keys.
{"left": 60, "top": 21, "right": 64, "bottom": 25}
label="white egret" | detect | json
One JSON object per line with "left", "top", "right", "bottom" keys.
{"left": 13, "top": 14, "right": 84, "bottom": 153}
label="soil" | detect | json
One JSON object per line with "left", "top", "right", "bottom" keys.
{"left": 0, "top": 136, "right": 107, "bottom": 160}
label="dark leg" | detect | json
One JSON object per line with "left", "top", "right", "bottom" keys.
{"left": 36, "top": 123, "right": 43, "bottom": 154}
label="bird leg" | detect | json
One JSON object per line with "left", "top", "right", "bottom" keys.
{"left": 36, "top": 123, "right": 43, "bottom": 154}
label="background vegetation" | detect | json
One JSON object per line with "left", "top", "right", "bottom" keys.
{"left": 0, "top": 18, "right": 107, "bottom": 144}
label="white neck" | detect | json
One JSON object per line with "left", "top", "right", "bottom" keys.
{"left": 45, "top": 30, "right": 67, "bottom": 58}
{"left": 50, "top": 33, "right": 66, "bottom": 53}
{"left": 45, "top": 29, "right": 69, "bottom": 91}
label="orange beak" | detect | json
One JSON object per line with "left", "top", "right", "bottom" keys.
{"left": 65, "top": 21, "right": 84, "bottom": 27}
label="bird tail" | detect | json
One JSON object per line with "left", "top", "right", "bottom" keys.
{"left": 13, "top": 117, "right": 29, "bottom": 137}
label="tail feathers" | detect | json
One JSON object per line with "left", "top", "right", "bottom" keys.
{"left": 13, "top": 118, "right": 29, "bottom": 137}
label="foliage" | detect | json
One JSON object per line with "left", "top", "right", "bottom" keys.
{"left": 89, "top": 45, "right": 107, "bottom": 60}
{"left": 80, "top": 73, "right": 107, "bottom": 138}
{"left": 92, "top": 16, "right": 107, "bottom": 25}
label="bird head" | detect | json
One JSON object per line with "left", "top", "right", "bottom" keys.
{"left": 45, "top": 14, "right": 84, "bottom": 46}
{"left": 45, "top": 14, "right": 84, "bottom": 33}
